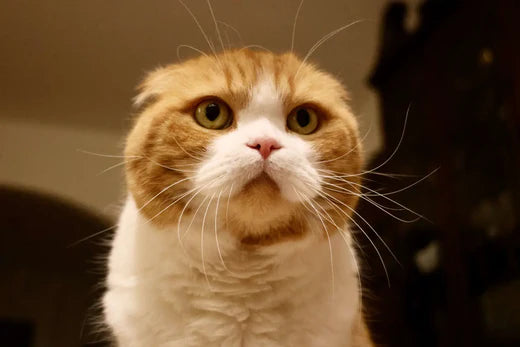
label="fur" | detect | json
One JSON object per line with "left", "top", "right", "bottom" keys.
{"left": 103, "top": 49, "right": 373, "bottom": 346}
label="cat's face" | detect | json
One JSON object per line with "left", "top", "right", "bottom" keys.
{"left": 125, "top": 49, "right": 363, "bottom": 245}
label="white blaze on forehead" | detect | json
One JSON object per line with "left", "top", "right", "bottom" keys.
{"left": 238, "top": 75, "right": 285, "bottom": 128}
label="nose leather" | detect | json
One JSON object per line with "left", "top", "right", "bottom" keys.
{"left": 247, "top": 137, "right": 282, "bottom": 159}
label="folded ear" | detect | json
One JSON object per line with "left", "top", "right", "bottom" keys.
{"left": 133, "top": 66, "right": 177, "bottom": 108}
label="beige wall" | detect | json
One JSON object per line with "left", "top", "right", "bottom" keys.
{"left": 0, "top": 118, "right": 125, "bottom": 216}
{"left": 0, "top": 0, "right": 421, "bottom": 216}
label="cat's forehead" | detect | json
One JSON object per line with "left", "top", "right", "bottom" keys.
{"left": 239, "top": 76, "right": 284, "bottom": 126}
{"left": 136, "top": 49, "right": 349, "bottom": 115}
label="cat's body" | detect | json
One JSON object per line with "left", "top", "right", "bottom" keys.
{"left": 103, "top": 49, "right": 373, "bottom": 346}
{"left": 105, "top": 197, "right": 363, "bottom": 346}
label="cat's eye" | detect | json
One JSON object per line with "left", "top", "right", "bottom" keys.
{"left": 287, "top": 107, "right": 319, "bottom": 135}
{"left": 194, "top": 99, "right": 232, "bottom": 129}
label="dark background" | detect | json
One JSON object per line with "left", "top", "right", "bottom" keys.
{"left": 357, "top": 0, "right": 520, "bottom": 346}
{"left": 1, "top": 0, "right": 519, "bottom": 346}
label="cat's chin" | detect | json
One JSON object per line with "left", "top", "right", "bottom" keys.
{"left": 243, "top": 172, "right": 279, "bottom": 195}
{"left": 226, "top": 172, "right": 299, "bottom": 226}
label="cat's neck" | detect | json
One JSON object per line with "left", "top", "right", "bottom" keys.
{"left": 109, "top": 196, "right": 357, "bottom": 292}
{"left": 106, "top": 196, "right": 362, "bottom": 346}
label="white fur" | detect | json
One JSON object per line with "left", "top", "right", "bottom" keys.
{"left": 104, "top": 77, "right": 360, "bottom": 346}
{"left": 104, "top": 198, "right": 360, "bottom": 347}
{"left": 195, "top": 77, "right": 321, "bottom": 202}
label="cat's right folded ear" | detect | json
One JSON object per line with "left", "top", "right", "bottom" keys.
{"left": 133, "top": 66, "right": 176, "bottom": 109}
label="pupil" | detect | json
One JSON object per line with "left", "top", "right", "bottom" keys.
{"left": 205, "top": 103, "right": 220, "bottom": 121}
{"left": 296, "top": 109, "right": 310, "bottom": 127}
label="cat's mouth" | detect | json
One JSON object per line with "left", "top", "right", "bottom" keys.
{"left": 235, "top": 159, "right": 311, "bottom": 204}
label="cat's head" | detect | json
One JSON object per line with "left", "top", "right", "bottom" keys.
{"left": 125, "top": 49, "right": 363, "bottom": 246}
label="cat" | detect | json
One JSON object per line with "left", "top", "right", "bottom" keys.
{"left": 102, "top": 48, "right": 374, "bottom": 346}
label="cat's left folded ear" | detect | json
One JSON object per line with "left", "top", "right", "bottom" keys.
{"left": 133, "top": 65, "right": 177, "bottom": 109}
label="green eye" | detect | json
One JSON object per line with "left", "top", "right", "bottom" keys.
{"left": 194, "top": 99, "right": 232, "bottom": 129}
{"left": 287, "top": 107, "right": 319, "bottom": 134}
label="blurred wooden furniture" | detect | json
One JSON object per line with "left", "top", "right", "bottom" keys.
{"left": 358, "top": 0, "right": 520, "bottom": 346}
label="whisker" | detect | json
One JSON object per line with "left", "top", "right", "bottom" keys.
{"left": 363, "top": 171, "right": 419, "bottom": 178}
{"left": 145, "top": 185, "right": 199, "bottom": 225}
{"left": 177, "top": 44, "right": 209, "bottom": 61}
{"left": 97, "top": 157, "right": 140, "bottom": 175}
{"left": 316, "top": 117, "right": 372, "bottom": 164}
{"left": 322, "top": 183, "right": 419, "bottom": 223}
{"left": 317, "top": 167, "right": 417, "bottom": 179}
{"left": 165, "top": 161, "right": 203, "bottom": 168}
{"left": 328, "top": 184, "right": 407, "bottom": 213}
{"left": 309, "top": 186, "right": 392, "bottom": 286}
{"left": 178, "top": 0, "right": 217, "bottom": 56}
{"left": 308, "top": 199, "right": 335, "bottom": 297}
{"left": 318, "top": 171, "right": 426, "bottom": 221}
{"left": 77, "top": 149, "right": 140, "bottom": 159}
{"left": 206, "top": 0, "right": 225, "bottom": 52}
{"left": 344, "top": 230, "right": 364, "bottom": 315}
{"left": 144, "top": 156, "right": 201, "bottom": 173}
{"left": 217, "top": 20, "right": 243, "bottom": 47}
{"left": 320, "top": 179, "right": 404, "bottom": 211}
{"left": 67, "top": 225, "right": 117, "bottom": 248}
{"left": 317, "top": 169, "right": 380, "bottom": 185}
{"left": 138, "top": 176, "right": 194, "bottom": 213}
{"left": 214, "top": 189, "right": 225, "bottom": 266}
{"left": 305, "top": 189, "right": 366, "bottom": 302}
{"left": 317, "top": 187, "right": 400, "bottom": 268}
{"left": 355, "top": 168, "right": 439, "bottom": 197}
{"left": 339, "top": 179, "right": 429, "bottom": 222}
{"left": 293, "top": 187, "right": 335, "bottom": 297}
{"left": 201, "top": 192, "right": 217, "bottom": 291}
{"left": 182, "top": 191, "right": 211, "bottom": 239}
{"left": 221, "top": 23, "right": 231, "bottom": 49}
{"left": 290, "top": 0, "right": 304, "bottom": 52}
{"left": 362, "top": 104, "right": 411, "bottom": 175}
{"left": 225, "top": 183, "right": 234, "bottom": 229}
{"left": 297, "top": 191, "right": 334, "bottom": 226}
{"left": 296, "top": 19, "right": 366, "bottom": 77}
{"left": 170, "top": 134, "right": 205, "bottom": 160}
{"left": 242, "top": 44, "right": 273, "bottom": 53}
{"left": 177, "top": 182, "right": 214, "bottom": 247}
{"left": 214, "top": 187, "right": 236, "bottom": 275}
{"left": 78, "top": 148, "right": 200, "bottom": 173}
{"left": 359, "top": 199, "right": 404, "bottom": 212}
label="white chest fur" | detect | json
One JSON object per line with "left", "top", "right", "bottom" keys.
{"left": 103, "top": 198, "right": 360, "bottom": 347}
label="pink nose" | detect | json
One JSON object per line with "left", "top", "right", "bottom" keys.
{"left": 247, "top": 137, "right": 282, "bottom": 159}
